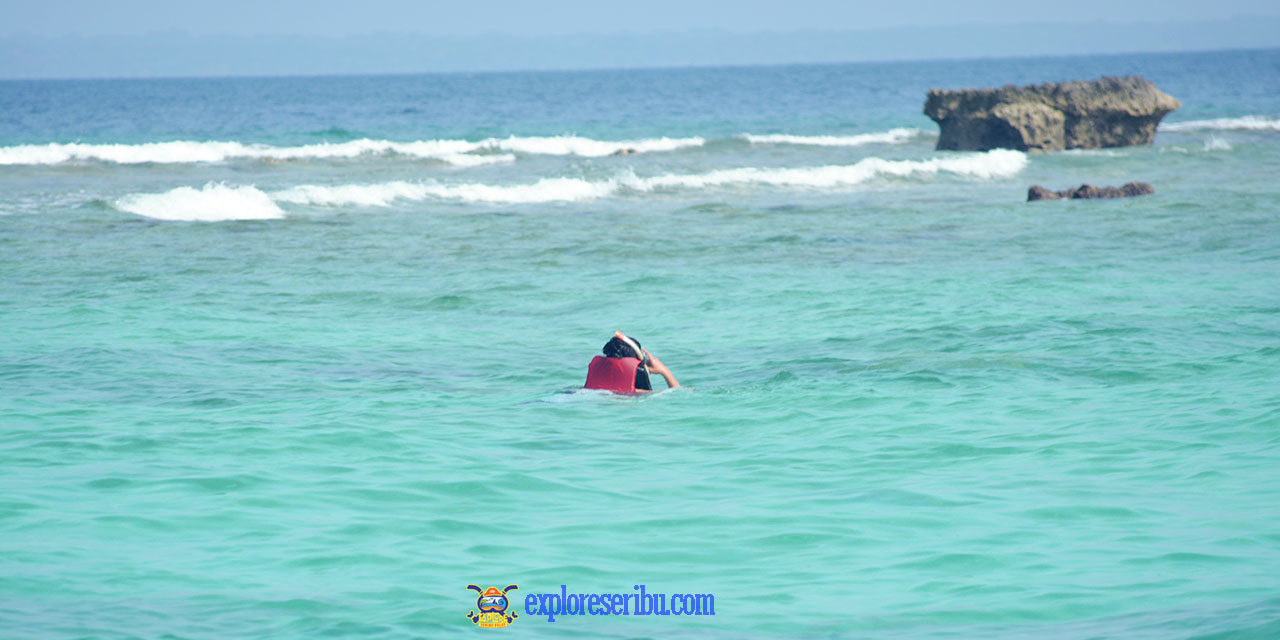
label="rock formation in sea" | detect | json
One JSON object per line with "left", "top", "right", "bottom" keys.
{"left": 1027, "top": 182, "right": 1155, "bottom": 201}
{"left": 924, "top": 77, "right": 1180, "bottom": 152}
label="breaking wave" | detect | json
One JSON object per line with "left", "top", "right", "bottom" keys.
{"left": 0, "top": 135, "right": 703, "bottom": 165}
{"left": 1159, "top": 116, "right": 1280, "bottom": 132}
{"left": 116, "top": 183, "right": 285, "bottom": 221}
{"left": 273, "top": 149, "right": 1027, "bottom": 206}
{"left": 112, "top": 150, "right": 1027, "bottom": 217}
{"left": 1059, "top": 149, "right": 1127, "bottom": 157}
{"left": 435, "top": 153, "right": 517, "bottom": 167}
{"left": 489, "top": 135, "right": 703, "bottom": 156}
{"left": 742, "top": 128, "right": 926, "bottom": 146}
{"left": 271, "top": 178, "right": 620, "bottom": 207}
{"left": 0, "top": 127, "right": 951, "bottom": 166}
{"left": 641, "top": 149, "right": 1026, "bottom": 189}
{"left": 1203, "top": 136, "right": 1233, "bottom": 151}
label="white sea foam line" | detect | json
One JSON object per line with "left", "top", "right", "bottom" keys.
{"left": 0, "top": 139, "right": 511, "bottom": 165}
{"left": 639, "top": 149, "right": 1027, "bottom": 189}
{"left": 265, "top": 149, "right": 1027, "bottom": 207}
{"left": 0, "top": 135, "right": 704, "bottom": 165}
{"left": 112, "top": 150, "right": 1027, "bottom": 219}
{"left": 1059, "top": 149, "right": 1126, "bottom": 157}
{"left": 742, "top": 128, "right": 926, "bottom": 146}
{"left": 437, "top": 153, "right": 517, "bottom": 167}
{"left": 487, "top": 135, "right": 704, "bottom": 156}
{"left": 1203, "top": 136, "right": 1232, "bottom": 151}
{"left": 115, "top": 183, "right": 284, "bottom": 221}
{"left": 1158, "top": 115, "right": 1280, "bottom": 132}
{"left": 271, "top": 177, "right": 623, "bottom": 206}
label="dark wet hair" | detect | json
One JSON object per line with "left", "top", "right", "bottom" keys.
{"left": 603, "top": 335, "right": 643, "bottom": 360}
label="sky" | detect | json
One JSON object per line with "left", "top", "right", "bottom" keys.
{"left": 6, "top": 0, "right": 1280, "bottom": 36}
{"left": 2, "top": 0, "right": 1279, "bottom": 77}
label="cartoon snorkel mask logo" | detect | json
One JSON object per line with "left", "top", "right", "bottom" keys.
{"left": 466, "top": 584, "right": 519, "bottom": 628}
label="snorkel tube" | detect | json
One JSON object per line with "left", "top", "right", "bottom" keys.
{"left": 614, "top": 330, "right": 650, "bottom": 370}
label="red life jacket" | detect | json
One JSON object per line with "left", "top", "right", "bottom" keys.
{"left": 584, "top": 355, "right": 642, "bottom": 393}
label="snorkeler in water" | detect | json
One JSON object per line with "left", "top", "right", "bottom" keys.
{"left": 583, "top": 331, "right": 679, "bottom": 393}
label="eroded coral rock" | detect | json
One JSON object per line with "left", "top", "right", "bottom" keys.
{"left": 925, "top": 77, "right": 1180, "bottom": 152}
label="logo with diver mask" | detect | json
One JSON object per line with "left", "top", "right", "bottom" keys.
{"left": 466, "top": 584, "right": 519, "bottom": 628}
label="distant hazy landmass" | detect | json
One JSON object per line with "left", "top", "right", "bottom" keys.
{"left": 2, "top": 17, "right": 1279, "bottom": 78}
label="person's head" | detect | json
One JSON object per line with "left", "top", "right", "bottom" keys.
{"left": 603, "top": 331, "right": 647, "bottom": 363}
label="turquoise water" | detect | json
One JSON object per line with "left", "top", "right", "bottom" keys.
{"left": 3, "top": 49, "right": 1280, "bottom": 638}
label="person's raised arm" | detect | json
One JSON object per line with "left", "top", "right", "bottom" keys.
{"left": 643, "top": 349, "right": 680, "bottom": 389}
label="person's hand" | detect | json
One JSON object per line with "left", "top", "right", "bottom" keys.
{"left": 643, "top": 349, "right": 669, "bottom": 375}
{"left": 642, "top": 348, "right": 680, "bottom": 388}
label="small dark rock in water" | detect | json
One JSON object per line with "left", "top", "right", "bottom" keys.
{"left": 1121, "top": 182, "right": 1156, "bottom": 197}
{"left": 1027, "top": 185, "right": 1059, "bottom": 201}
{"left": 1027, "top": 182, "right": 1155, "bottom": 201}
{"left": 924, "top": 76, "right": 1180, "bottom": 152}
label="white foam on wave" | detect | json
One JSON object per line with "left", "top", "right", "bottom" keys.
{"left": 488, "top": 135, "right": 704, "bottom": 156}
{"left": 0, "top": 139, "right": 518, "bottom": 167}
{"left": 272, "top": 177, "right": 623, "bottom": 206}
{"left": 271, "top": 182, "right": 432, "bottom": 207}
{"left": 267, "top": 149, "right": 1026, "bottom": 207}
{"left": 639, "top": 148, "right": 1026, "bottom": 190}
{"left": 1, "top": 141, "right": 250, "bottom": 165}
{"left": 1060, "top": 149, "right": 1126, "bottom": 157}
{"left": 1203, "top": 136, "right": 1232, "bottom": 151}
{"left": 112, "top": 150, "right": 1027, "bottom": 217}
{"left": 743, "top": 128, "right": 925, "bottom": 146}
{"left": 115, "top": 183, "right": 285, "bottom": 221}
{"left": 0, "top": 135, "right": 703, "bottom": 166}
{"left": 437, "top": 152, "right": 517, "bottom": 167}
{"left": 1159, "top": 116, "right": 1280, "bottom": 132}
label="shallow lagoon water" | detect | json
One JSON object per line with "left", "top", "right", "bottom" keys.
{"left": 2, "top": 49, "right": 1280, "bottom": 638}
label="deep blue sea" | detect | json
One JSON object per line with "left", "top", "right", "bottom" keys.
{"left": 2, "top": 48, "right": 1280, "bottom": 639}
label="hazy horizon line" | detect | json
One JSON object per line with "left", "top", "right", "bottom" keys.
{"left": 4, "top": 45, "right": 1278, "bottom": 85}
{"left": 3, "top": 17, "right": 1278, "bottom": 80}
